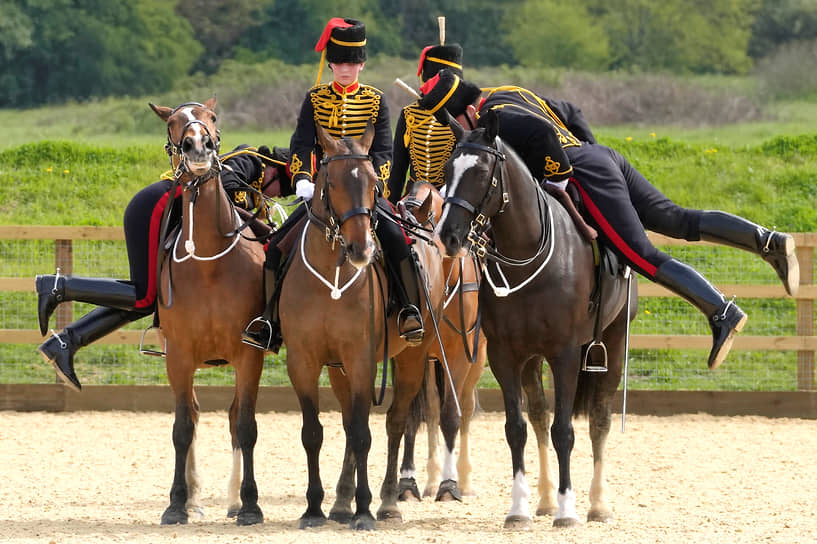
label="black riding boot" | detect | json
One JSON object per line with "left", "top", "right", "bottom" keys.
{"left": 698, "top": 211, "right": 799, "bottom": 296}
{"left": 35, "top": 273, "right": 138, "bottom": 335}
{"left": 654, "top": 259, "right": 747, "bottom": 369}
{"left": 396, "top": 250, "right": 425, "bottom": 346}
{"left": 241, "top": 254, "right": 283, "bottom": 353}
{"left": 39, "top": 306, "right": 146, "bottom": 392}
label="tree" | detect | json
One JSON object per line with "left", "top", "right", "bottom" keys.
{"left": 502, "top": 0, "right": 609, "bottom": 70}
{"left": 748, "top": 0, "right": 817, "bottom": 59}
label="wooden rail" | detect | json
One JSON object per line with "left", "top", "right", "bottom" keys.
{"left": 2, "top": 227, "right": 815, "bottom": 390}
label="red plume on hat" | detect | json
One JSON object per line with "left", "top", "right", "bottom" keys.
{"left": 315, "top": 17, "right": 353, "bottom": 52}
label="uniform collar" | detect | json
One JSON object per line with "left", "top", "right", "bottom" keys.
{"left": 332, "top": 80, "right": 360, "bottom": 95}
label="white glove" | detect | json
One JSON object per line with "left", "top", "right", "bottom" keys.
{"left": 295, "top": 179, "right": 315, "bottom": 200}
{"left": 546, "top": 179, "right": 568, "bottom": 191}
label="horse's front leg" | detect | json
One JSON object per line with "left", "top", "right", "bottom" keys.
{"left": 489, "top": 347, "right": 532, "bottom": 530}
{"left": 436, "top": 363, "right": 464, "bottom": 502}
{"left": 348, "top": 390, "right": 375, "bottom": 530}
{"left": 549, "top": 346, "right": 582, "bottom": 528}
{"left": 378, "top": 349, "right": 427, "bottom": 523}
{"left": 161, "top": 357, "right": 198, "bottom": 525}
{"left": 231, "top": 358, "right": 264, "bottom": 525}
{"left": 520, "top": 357, "right": 557, "bottom": 516}
{"left": 328, "top": 367, "right": 356, "bottom": 524}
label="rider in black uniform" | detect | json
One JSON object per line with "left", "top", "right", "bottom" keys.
{"left": 35, "top": 144, "right": 291, "bottom": 391}
{"left": 419, "top": 69, "right": 800, "bottom": 369}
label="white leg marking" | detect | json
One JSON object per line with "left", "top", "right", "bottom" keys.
{"left": 400, "top": 467, "right": 416, "bottom": 479}
{"left": 556, "top": 488, "right": 580, "bottom": 523}
{"left": 508, "top": 470, "right": 532, "bottom": 519}
{"left": 227, "top": 448, "right": 242, "bottom": 511}
{"left": 441, "top": 447, "right": 458, "bottom": 481}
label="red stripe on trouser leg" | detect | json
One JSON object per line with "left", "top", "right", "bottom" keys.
{"left": 571, "top": 179, "right": 657, "bottom": 277}
{"left": 135, "top": 186, "right": 183, "bottom": 309}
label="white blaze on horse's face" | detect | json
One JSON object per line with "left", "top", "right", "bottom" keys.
{"left": 178, "top": 106, "right": 214, "bottom": 174}
{"left": 436, "top": 152, "right": 479, "bottom": 257}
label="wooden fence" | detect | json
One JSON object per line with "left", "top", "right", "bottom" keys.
{"left": 1, "top": 226, "right": 815, "bottom": 390}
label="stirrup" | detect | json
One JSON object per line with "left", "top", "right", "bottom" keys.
{"left": 241, "top": 316, "right": 273, "bottom": 350}
{"left": 398, "top": 305, "right": 424, "bottom": 345}
{"left": 582, "top": 340, "right": 608, "bottom": 372}
{"left": 139, "top": 325, "right": 166, "bottom": 357}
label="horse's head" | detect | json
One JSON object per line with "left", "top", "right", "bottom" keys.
{"left": 150, "top": 98, "right": 221, "bottom": 180}
{"left": 436, "top": 109, "right": 507, "bottom": 258}
{"left": 314, "top": 121, "right": 378, "bottom": 269}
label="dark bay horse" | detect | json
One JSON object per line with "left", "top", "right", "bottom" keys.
{"left": 398, "top": 182, "right": 486, "bottom": 502}
{"left": 149, "top": 99, "right": 266, "bottom": 525}
{"left": 436, "top": 111, "right": 637, "bottom": 528}
{"left": 278, "top": 123, "right": 445, "bottom": 530}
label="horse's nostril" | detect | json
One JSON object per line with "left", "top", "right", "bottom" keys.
{"left": 182, "top": 138, "right": 194, "bottom": 153}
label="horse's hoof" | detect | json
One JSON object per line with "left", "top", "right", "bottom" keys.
{"left": 587, "top": 508, "right": 614, "bottom": 523}
{"left": 435, "top": 479, "right": 462, "bottom": 502}
{"left": 226, "top": 504, "right": 240, "bottom": 518}
{"left": 299, "top": 513, "right": 327, "bottom": 529}
{"left": 376, "top": 507, "right": 403, "bottom": 523}
{"left": 350, "top": 512, "right": 376, "bottom": 531}
{"left": 161, "top": 506, "right": 188, "bottom": 525}
{"left": 397, "top": 477, "right": 421, "bottom": 502}
{"left": 503, "top": 515, "right": 532, "bottom": 530}
{"left": 535, "top": 505, "right": 557, "bottom": 517}
{"left": 552, "top": 516, "right": 581, "bottom": 528}
{"left": 236, "top": 504, "right": 264, "bottom": 526}
{"left": 328, "top": 509, "right": 353, "bottom": 524}
{"left": 188, "top": 505, "right": 205, "bottom": 521}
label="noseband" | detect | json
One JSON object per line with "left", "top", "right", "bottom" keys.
{"left": 308, "top": 152, "right": 377, "bottom": 249}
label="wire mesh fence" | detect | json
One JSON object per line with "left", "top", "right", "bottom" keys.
{"left": 0, "top": 235, "right": 813, "bottom": 391}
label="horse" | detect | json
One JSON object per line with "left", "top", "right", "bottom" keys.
{"left": 396, "top": 182, "right": 487, "bottom": 502}
{"left": 435, "top": 110, "right": 637, "bottom": 528}
{"left": 149, "top": 98, "right": 266, "bottom": 525}
{"left": 278, "top": 123, "right": 445, "bottom": 530}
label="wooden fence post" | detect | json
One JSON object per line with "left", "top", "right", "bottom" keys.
{"left": 53, "top": 240, "right": 73, "bottom": 384}
{"left": 796, "top": 246, "right": 814, "bottom": 390}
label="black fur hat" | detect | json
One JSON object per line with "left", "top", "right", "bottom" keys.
{"left": 315, "top": 17, "right": 367, "bottom": 64}
{"left": 418, "top": 69, "right": 481, "bottom": 118}
{"left": 417, "top": 43, "right": 463, "bottom": 82}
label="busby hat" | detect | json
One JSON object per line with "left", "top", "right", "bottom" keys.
{"left": 417, "top": 44, "right": 463, "bottom": 82}
{"left": 315, "top": 17, "right": 367, "bottom": 64}
{"left": 418, "top": 69, "right": 481, "bottom": 118}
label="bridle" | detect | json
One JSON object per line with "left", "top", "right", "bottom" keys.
{"left": 306, "top": 152, "right": 377, "bottom": 251}
{"left": 442, "top": 134, "right": 556, "bottom": 297}
{"left": 164, "top": 102, "right": 222, "bottom": 187}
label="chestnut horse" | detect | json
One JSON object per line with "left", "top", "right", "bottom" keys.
{"left": 436, "top": 111, "right": 637, "bottom": 528}
{"left": 397, "top": 182, "right": 486, "bottom": 502}
{"left": 149, "top": 99, "right": 266, "bottom": 525}
{"left": 278, "top": 123, "right": 445, "bottom": 530}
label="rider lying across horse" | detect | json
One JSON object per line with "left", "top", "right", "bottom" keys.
{"left": 417, "top": 68, "right": 799, "bottom": 370}
{"left": 241, "top": 18, "right": 427, "bottom": 353}
{"left": 35, "top": 137, "right": 292, "bottom": 391}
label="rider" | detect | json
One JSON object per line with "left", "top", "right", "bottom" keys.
{"left": 387, "top": 42, "right": 465, "bottom": 203}
{"left": 418, "top": 69, "right": 800, "bottom": 370}
{"left": 35, "top": 143, "right": 291, "bottom": 391}
{"left": 242, "top": 17, "right": 426, "bottom": 352}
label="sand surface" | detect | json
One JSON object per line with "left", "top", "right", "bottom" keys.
{"left": 2, "top": 409, "right": 815, "bottom": 543}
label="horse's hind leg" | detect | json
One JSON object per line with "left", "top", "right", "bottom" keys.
{"left": 397, "top": 370, "right": 425, "bottom": 502}
{"left": 423, "top": 361, "right": 442, "bottom": 498}
{"left": 230, "top": 360, "right": 264, "bottom": 525}
{"left": 520, "top": 358, "right": 557, "bottom": 516}
{"left": 586, "top": 310, "right": 628, "bottom": 523}
{"left": 457, "top": 340, "right": 486, "bottom": 497}
{"left": 226, "top": 395, "right": 241, "bottom": 517}
{"left": 436, "top": 361, "right": 465, "bottom": 502}
{"left": 161, "top": 365, "right": 198, "bottom": 525}
{"left": 184, "top": 392, "right": 204, "bottom": 520}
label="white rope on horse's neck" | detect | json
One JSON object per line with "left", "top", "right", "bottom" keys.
{"left": 173, "top": 200, "right": 242, "bottom": 263}
{"left": 482, "top": 187, "right": 556, "bottom": 297}
{"left": 299, "top": 222, "right": 365, "bottom": 300}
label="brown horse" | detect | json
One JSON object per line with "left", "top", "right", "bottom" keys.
{"left": 396, "top": 182, "right": 486, "bottom": 502}
{"left": 436, "top": 111, "right": 636, "bottom": 528}
{"left": 278, "top": 123, "right": 445, "bottom": 530}
{"left": 149, "top": 99, "right": 266, "bottom": 525}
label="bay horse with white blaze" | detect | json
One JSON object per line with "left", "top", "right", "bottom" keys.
{"left": 149, "top": 99, "right": 266, "bottom": 525}
{"left": 278, "top": 123, "right": 445, "bottom": 530}
{"left": 436, "top": 111, "right": 637, "bottom": 528}
{"left": 397, "top": 182, "right": 487, "bottom": 502}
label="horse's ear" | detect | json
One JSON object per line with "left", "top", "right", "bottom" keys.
{"left": 316, "top": 124, "right": 341, "bottom": 155}
{"left": 482, "top": 109, "right": 500, "bottom": 141}
{"left": 435, "top": 109, "right": 465, "bottom": 142}
{"left": 204, "top": 96, "right": 217, "bottom": 111}
{"left": 416, "top": 190, "right": 434, "bottom": 224}
{"left": 359, "top": 119, "right": 375, "bottom": 152}
{"left": 149, "top": 103, "right": 172, "bottom": 122}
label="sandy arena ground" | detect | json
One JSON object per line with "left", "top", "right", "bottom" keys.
{"left": 1, "top": 409, "right": 815, "bottom": 544}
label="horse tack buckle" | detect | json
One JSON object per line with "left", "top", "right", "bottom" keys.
{"left": 467, "top": 231, "right": 488, "bottom": 259}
